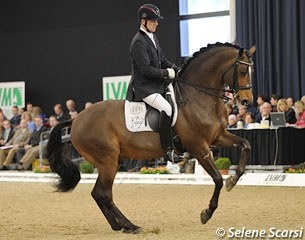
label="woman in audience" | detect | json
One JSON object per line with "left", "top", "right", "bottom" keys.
{"left": 244, "top": 112, "right": 255, "bottom": 128}
{"left": 21, "top": 111, "right": 35, "bottom": 132}
{"left": 286, "top": 97, "right": 295, "bottom": 110}
{"left": 277, "top": 98, "right": 297, "bottom": 124}
{"left": 294, "top": 101, "right": 305, "bottom": 127}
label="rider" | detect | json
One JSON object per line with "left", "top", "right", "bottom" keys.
{"left": 129, "top": 3, "right": 178, "bottom": 159}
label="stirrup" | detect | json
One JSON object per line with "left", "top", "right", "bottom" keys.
{"left": 165, "top": 149, "right": 176, "bottom": 162}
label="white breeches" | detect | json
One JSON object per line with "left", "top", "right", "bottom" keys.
{"left": 143, "top": 93, "right": 172, "bottom": 117}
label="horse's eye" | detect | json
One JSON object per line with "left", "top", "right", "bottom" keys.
{"left": 239, "top": 68, "right": 248, "bottom": 76}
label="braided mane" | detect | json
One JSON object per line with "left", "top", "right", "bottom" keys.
{"left": 179, "top": 42, "right": 241, "bottom": 76}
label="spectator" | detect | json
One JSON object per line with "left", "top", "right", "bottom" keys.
{"left": 10, "top": 106, "right": 21, "bottom": 128}
{"left": 236, "top": 104, "right": 248, "bottom": 122}
{"left": 244, "top": 112, "right": 255, "bottom": 128}
{"left": 0, "top": 112, "right": 7, "bottom": 123}
{"left": 286, "top": 97, "right": 295, "bottom": 109}
{"left": 21, "top": 111, "right": 35, "bottom": 132}
{"left": 255, "top": 102, "right": 272, "bottom": 125}
{"left": 227, "top": 114, "right": 237, "bottom": 128}
{"left": 224, "top": 103, "right": 233, "bottom": 116}
{"left": 294, "top": 101, "right": 305, "bottom": 128}
{"left": 66, "top": 99, "right": 78, "bottom": 118}
{"left": 16, "top": 117, "right": 48, "bottom": 170}
{"left": 54, "top": 104, "right": 70, "bottom": 122}
{"left": 85, "top": 102, "right": 93, "bottom": 109}
{"left": 277, "top": 98, "right": 297, "bottom": 124}
{"left": 0, "top": 120, "right": 15, "bottom": 146}
{"left": 301, "top": 95, "right": 305, "bottom": 106}
{"left": 270, "top": 94, "right": 280, "bottom": 112}
{"left": 253, "top": 94, "right": 268, "bottom": 119}
{"left": 0, "top": 119, "right": 32, "bottom": 170}
{"left": 19, "top": 107, "right": 26, "bottom": 115}
{"left": 26, "top": 102, "right": 34, "bottom": 117}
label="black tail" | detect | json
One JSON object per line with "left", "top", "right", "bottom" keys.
{"left": 46, "top": 119, "right": 80, "bottom": 192}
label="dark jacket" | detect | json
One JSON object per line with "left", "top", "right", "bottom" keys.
{"left": 0, "top": 128, "right": 15, "bottom": 146}
{"left": 285, "top": 108, "right": 297, "bottom": 124}
{"left": 129, "top": 29, "right": 174, "bottom": 100}
{"left": 28, "top": 126, "right": 48, "bottom": 147}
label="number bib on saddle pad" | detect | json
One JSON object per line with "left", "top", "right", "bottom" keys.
{"left": 124, "top": 83, "right": 178, "bottom": 132}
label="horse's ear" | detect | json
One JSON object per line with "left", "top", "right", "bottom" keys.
{"left": 248, "top": 45, "right": 256, "bottom": 57}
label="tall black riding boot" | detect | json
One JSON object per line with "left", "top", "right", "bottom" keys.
{"left": 159, "top": 111, "right": 174, "bottom": 160}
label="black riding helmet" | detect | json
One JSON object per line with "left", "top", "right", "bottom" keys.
{"left": 138, "top": 4, "right": 164, "bottom": 21}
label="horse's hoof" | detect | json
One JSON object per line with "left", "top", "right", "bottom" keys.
{"left": 200, "top": 210, "right": 210, "bottom": 224}
{"left": 225, "top": 176, "right": 235, "bottom": 191}
{"left": 121, "top": 227, "right": 142, "bottom": 234}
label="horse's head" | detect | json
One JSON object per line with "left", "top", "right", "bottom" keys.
{"left": 223, "top": 45, "right": 256, "bottom": 102}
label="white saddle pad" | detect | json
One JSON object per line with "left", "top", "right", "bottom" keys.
{"left": 124, "top": 83, "right": 178, "bottom": 132}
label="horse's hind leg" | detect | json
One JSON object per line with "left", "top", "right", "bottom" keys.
{"left": 89, "top": 155, "right": 142, "bottom": 233}
{"left": 193, "top": 146, "right": 223, "bottom": 224}
{"left": 215, "top": 130, "right": 251, "bottom": 191}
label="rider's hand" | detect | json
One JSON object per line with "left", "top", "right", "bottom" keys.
{"left": 167, "top": 68, "right": 175, "bottom": 79}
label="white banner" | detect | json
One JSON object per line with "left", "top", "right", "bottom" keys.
{"left": 102, "top": 75, "right": 131, "bottom": 100}
{"left": 0, "top": 81, "right": 25, "bottom": 119}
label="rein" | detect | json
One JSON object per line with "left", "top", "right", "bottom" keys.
{"left": 176, "top": 55, "right": 253, "bottom": 102}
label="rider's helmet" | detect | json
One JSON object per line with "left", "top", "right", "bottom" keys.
{"left": 138, "top": 4, "right": 163, "bottom": 21}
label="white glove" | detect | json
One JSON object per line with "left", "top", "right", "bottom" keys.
{"left": 167, "top": 68, "right": 175, "bottom": 79}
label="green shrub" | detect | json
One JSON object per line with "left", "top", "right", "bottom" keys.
{"left": 80, "top": 162, "right": 94, "bottom": 173}
{"left": 214, "top": 157, "right": 231, "bottom": 170}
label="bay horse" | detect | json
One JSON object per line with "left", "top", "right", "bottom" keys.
{"left": 47, "top": 42, "right": 256, "bottom": 233}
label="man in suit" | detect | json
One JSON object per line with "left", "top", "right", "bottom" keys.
{"left": 0, "top": 119, "right": 32, "bottom": 170}
{"left": 129, "top": 4, "right": 178, "bottom": 158}
{"left": 17, "top": 116, "right": 48, "bottom": 170}
{"left": 0, "top": 120, "right": 15, "bottom": 146}
{"left": 255, "top": 101, "right": 272, "bottom": 125}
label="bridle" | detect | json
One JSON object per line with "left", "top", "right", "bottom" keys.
{"left": 176, "top": 52, "right": 254, "bottom": 101}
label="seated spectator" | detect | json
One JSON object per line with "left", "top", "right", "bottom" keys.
{"left": 301, "top": 95, "right": 305, "bottom": 106}
{"left": 277, "top": 98, "right": 297, "bottom": 124}
{"left": 16, "top": 117, "right": 48, "bottom": 170}
{"left": 32, "top": 106, "right": 46, "bottom": 122}
{"left": 0, "top": 119, "right": 32, "bottom": 170}
{"left": 255, "top": 101, "right": 272, "bottom": 125}
{"left": 270, "top": 94, "right": 280, "bottom": 112}
{"left": 294, "top": 101, "right": 305, "bottom": 128}
{"left": 286, "top": 97, "right": 295, "bottom": 110}
{"left": 66, "top": 99, "right": 78, "bottom": 118}
{"left": 19, "top": 107, "right": 26, "bottom": 115}
{"left": 21, "top": 111, "right": 35, "bottom": 132}
{"left": 224, "top": 103, "right": 233, "bottom": 116}
{"left": 26, "top": 102, "right": 34, "bottom": 117}
{"left": 236, "top": 104, "right": 248, "bottom": 122}
{"left": 0, "top": 111, "right": 7, "bottom": 123}
{"left": 227, "top": 114, "right": 237, "bottom": 128}
{"left": 54, "top": 104, "right": 70, "bottom": 122}
{"left": 9, "top": 106, "right": 21, "bottom": 128}
{"left": 244, "top": 112, "right": 255, "bottom": 128}
{"left": 0, "top": 120, "right": 15, "bottom": 146}
{"left": 85, "top": 102, "right": 93, "bottom": 109}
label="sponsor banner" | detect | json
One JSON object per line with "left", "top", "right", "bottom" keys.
{"left": 102, "top": 75, "right": 131, "bottom": 100}
{"left": 0, "top": 81, "right": 25, "bottom": 119}
{"left": 237, "top": 173, "right": 305, "bottom": 187}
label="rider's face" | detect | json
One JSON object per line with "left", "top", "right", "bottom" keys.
{"left": 142, "top": 19, "right": 158, "bottom": 32}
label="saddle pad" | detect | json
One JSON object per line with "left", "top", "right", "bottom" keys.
{"left": 125, "top": 101, "right": 154, "bottom": 132}
{"left": 124, "top": 83, "right": 178, "bottom": 133}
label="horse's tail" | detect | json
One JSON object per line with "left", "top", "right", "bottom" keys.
{"left": 46, "top": 119, "right": 80, "bottom": 192}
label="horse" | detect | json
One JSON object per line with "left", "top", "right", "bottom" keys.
{"left": 46, "top": 42, "right": 256, "bottom": 234}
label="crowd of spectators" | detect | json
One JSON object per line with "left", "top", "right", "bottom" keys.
{"left": 225, "top": 94, "right": 305, "bottom": 129}
{"left": 0, "top": 100, "right": 93, "bottom": 171}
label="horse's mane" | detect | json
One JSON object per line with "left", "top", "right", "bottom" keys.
{"left": 179, "top": 42, "right": 242, "bottom": 76}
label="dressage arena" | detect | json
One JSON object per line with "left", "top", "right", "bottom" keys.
{"left": 1, "top": 173, "right": 305, "bottom": 240}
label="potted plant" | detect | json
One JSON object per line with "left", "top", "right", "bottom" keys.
{"left": 214, "top": 157, "right": 231, "bottom": 175}
{"left": 80, "top": 161, "right": 95, "bottom": 174}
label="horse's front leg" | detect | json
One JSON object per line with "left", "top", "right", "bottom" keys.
{"left": 215, "top": 130, "right": 251, "bottom": 191}
{"left": 192, "top": 146, "right": 223, "bottom": 224}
